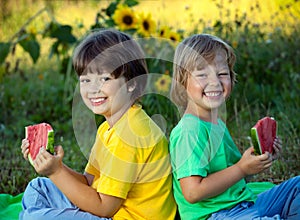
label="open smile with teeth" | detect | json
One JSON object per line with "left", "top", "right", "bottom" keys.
{"left": 90, "top": 97, "right": 107, "bottom": 105}
{"left": 204, "top": 91, "right": 222, "bottom": 97}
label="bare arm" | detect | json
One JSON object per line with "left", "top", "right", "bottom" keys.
{"left": 34, "top": 146, "right": 124, "bottom": 217}
{"left": 180, "top": 147, "right": 273, "bottom": 203}
{"left": 62, "top": 164, "right": 90, "bottom": 184}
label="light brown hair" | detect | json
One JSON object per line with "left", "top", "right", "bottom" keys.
{"left": 171, "top": 34, "right": 236, "bottom": 109}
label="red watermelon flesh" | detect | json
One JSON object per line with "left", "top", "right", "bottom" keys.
{"left": 25, "top": 123, "right": 54, "bottom": 165}
{"left": 251, "top": 117, "right": 277, "bottom": 155}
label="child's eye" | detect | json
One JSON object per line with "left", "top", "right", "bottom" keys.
{"left": 99, "top": 77, "right": 112, "bottom": 82}
{"left": 80, "top": 78, "right": 90, "bottom": 83}
{"left": 218, "top": 72, "right": 230, "bottom": 77}
{"left": 196, "top": 73, "right": 207, "bottom": 78}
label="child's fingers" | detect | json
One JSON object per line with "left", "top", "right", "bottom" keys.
{"left": 54, "top": 145, "right": 64, "bottom": 158}
{"left": 274, "top": 137, "right": 282, "bottom": 148}
{"left": 21, "top": 139, "right": 30, "bottom": 160}
{"left": 244, "top": 146, "right": 254, "bottom": 156}
{"left": 21, "top": 139, "right": 29, "bottom": 149}
{"left": 272, "top": 136, "right": 282, "bottom": 161}
{"left": 275, "top": 143, "right": 282, "bottom": 152}
{"left": 39, "top": 147, "right": 48, "bottom": 159}
{"left": 34, "top": 148, "right": 49, "bottom": 171}
{"left": 263, "top": 159, "right": 273, "bottom": 169}
{"left": 23, "top": 148, "right": 29, "bottom": 160}
{"left": 257, "top": 152, "right": 272, "bottom": 171}
{"left": 257, "top": 152, "right": 270, "bottom": 161}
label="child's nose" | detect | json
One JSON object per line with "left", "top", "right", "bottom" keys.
{"left": 89, "top": 80, "right": 104, "bottom": 93}
{"left": 208, "top": 74, "right": 221, "bottom": 86}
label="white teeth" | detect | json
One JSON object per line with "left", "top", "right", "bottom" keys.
{"left": 205, "top": 92, "right": 221, "bottom": 97}
{"left": 90, "top": 98, "right": 105, "bottom": 102}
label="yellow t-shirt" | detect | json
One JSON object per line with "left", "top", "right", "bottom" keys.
{"left": 85, "top": 105, "right": 177, "bottom": 220}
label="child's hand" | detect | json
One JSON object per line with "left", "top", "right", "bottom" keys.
{"left": 271, "top": 136, "right": 282, "bottom": 161}
{"left": 33, "top": 145, "right": 64, "bottom": 177}
{"left": 21, "top": 139, "right": 30, "bottom": 161}
{"left": 237, "top": 147, "right": 272, "bottom": 175}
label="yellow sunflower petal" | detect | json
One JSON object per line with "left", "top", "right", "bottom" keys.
{"left": 113, "top": 4, "right": 138, "bottom": 30}
{"left": 168, "top": 31, "right": 181, "bottom": 43}
{"left": 158, "top": 25, "right": 171, "bottom": 38}
{"left": 137, "top": 13, "right": 156, "bottom": 37}
{"left": 155, "top": 74, "right": 171, "bottom": 92}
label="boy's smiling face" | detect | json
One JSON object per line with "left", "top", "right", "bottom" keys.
{"left": 185, "top": 50, "right": 232, "bottom": 119}
{"left": 79, "top": 72, "right": 134, "bottom": 126}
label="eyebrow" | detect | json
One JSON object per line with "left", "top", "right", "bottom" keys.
{"left": 194, "top": 64, "right": 205, "bottom": 71}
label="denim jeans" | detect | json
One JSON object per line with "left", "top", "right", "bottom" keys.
{"left": 208, "top": 176, "right": 300, "bottom": 220}
{"left": 19, "top": 177, "right": 111, "bottom": 220}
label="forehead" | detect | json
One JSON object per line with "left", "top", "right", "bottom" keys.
{"left": 196, "top": 56, "right": 229, "bottom": 71}
{"left": 80, "top": 60, "right": 119, "bottom": 78}
{"left": 214, "top": 50, "right": 227, "bottom": 62}
{"left": 194, "top": 49, "right": 228, "bottom": 68}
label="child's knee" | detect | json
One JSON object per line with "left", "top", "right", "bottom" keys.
{"left": 290, "top": 176, "right": 300, "bottom": 187}
{"left": 28, "top": 177, "right": 51, "bottom": 189}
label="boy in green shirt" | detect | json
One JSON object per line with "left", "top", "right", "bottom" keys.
{"left": 169, "top": 33, "right": 300, "bottom": 219}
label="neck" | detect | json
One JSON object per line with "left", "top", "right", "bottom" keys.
{"left": 105, "top": 103, "right": 133, "bottom": 128}
{"left": 185, "top": 105, "right": 219, "bottom": 124}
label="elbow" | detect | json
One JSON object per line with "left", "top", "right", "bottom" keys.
{"left": 183, "top": 192, "right": 203, "bottom": 204}
{"left": 97, "top": 213, "right": 114, "bottom": 218}
{"left": 180, "top": 176, "right": 207, "bottom": 204}
{"left": 93, "top": 210, "right": 115, "bottom": 219}
{"left": 184, "top": 197, "right": 198, "bottom": 204}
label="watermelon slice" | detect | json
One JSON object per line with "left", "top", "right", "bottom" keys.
{"left": 251, "top": 117, "right": 277, "bottom": 155}
{"left": 25, "top": 123, "right": 55, "bottom": 165}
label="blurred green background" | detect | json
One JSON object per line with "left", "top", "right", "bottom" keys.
{"left": 0, "top": 0, "right": 299, "bottom": 195}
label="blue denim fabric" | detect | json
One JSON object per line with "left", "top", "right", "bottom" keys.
{"left": 208, "top": 176, "right": 300, "bottom": 220}
{"left": 19, "top": 177, "right": 111, "bottom": 220}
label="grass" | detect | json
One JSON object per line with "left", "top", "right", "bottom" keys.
{"left": 1, "top": 0, "right": 299, "bottom": 196}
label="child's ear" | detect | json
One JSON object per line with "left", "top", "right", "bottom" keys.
{"left": 128, "top": 81, "right": 136, "bottom": 92}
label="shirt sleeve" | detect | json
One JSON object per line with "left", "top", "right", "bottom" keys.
{"left": 98, "top": 175, "right": 133, "bottom": 199}
{"left": 85, "top": 161, "right": 98, "bottom": 176}
{"left": 170, "top": 127, "right": 210, "bottom": 180}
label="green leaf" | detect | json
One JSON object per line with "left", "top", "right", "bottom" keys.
{"left": 19, "top": 39, "right": 40, "bottom": 63}
{"left": 50, "top": 25, "right": 77, "bottom": 43}
{"left": 106, "top": 2, "right": 118, "bottom": 17}
{"left": 0, "top": 42, "right": 11, "bottom": 64}
{"left": 124, "top": 0, "right": 139, "bottom": 7}
{"left": 105, "top": 18, "right": 116, "bottom": 27}
{"left": 49, "top": 41, "right": 60, "bottom": 59}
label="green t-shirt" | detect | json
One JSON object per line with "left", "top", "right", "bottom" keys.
{"left": 169, "top": 114, "right": 256, "bottom": 220}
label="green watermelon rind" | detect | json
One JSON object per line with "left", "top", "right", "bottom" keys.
{"left": 251, "top": 127, "right": 262, "bottom": 155}
{"left": 250, "top": 117, "right": 277, "bottom": 155}
{"left": 28, "top": 152, "right": 34, "bottom": 166}
{"left": 46, "top": 130, "right": 55, "bottom": 154}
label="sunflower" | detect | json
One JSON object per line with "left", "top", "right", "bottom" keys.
{"left": 155, "top": 74, "right": 171, "bottom": 93}
{"left": 158, "top": 25, "right": 171, "bottom": 38}
{"left": 137, "top": 13, "right": 156, "bottom": 37}
{"left": 112, "top": 4, "right": 138, "bottom": 30}
{"left": 168, "top": 31, "right": 181, "bottom": 43}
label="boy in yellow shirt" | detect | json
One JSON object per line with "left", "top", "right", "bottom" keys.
{"left": 20, "top": 29, "right": 177, "bottom": 220}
